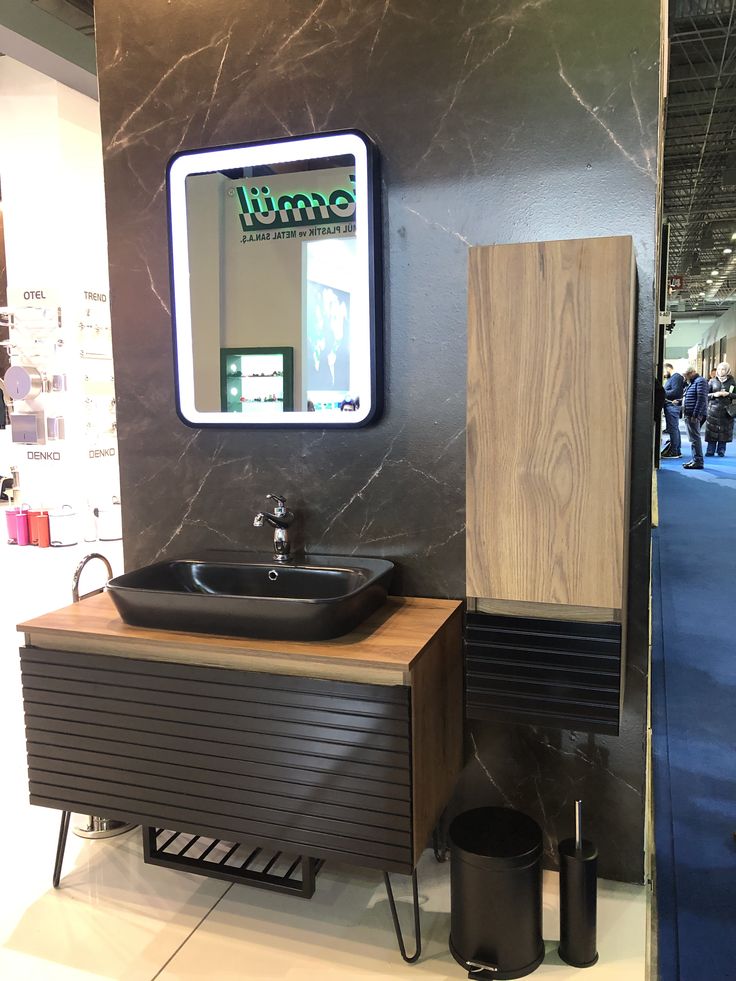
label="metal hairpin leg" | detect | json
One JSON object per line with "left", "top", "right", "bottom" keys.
{"left": 53, "top": 810, "right": 71, "bottom": 888}
{"left": 383, "top": 869, "right": 422, "bottom": 964}
{"left": 432, "top": 824, "right": 449, "bottom": 862}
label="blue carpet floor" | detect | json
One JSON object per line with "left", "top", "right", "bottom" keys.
{"left": 653, "top": 444, "right": 736, "bottom": 980}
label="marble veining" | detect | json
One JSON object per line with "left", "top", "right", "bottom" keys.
{"left": 555, "top": 52, "right": 656, "bottom": 180}
{"left": 94, "top": 0, "right": 660, "bottom": 881}
{"left": 415, "top": 24, "right": 516, "bottom": 169}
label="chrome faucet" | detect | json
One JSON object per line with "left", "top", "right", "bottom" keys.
{"left": 253, "top": 493, "right": 295, "bottom": 562}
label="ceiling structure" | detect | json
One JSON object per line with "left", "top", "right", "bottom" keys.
{"left": 30, "top": 0, "right": 94, "bottom": 37}
{"left": 664, "top": 0, "right": 736, "bottom": 315}
{"left": 6, "top": 0, "right": 736, "bottom": 321}
{"left": 0, "top": 0, "right": 96, "bottom": 97}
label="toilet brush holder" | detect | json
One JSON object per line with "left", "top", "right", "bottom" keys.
{"left": 558, "top": 801, "right": 598, "bottom": 968}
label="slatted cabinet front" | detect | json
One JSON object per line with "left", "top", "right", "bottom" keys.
{"left": 20, "top": 646, "right": 414, "bottom": 874}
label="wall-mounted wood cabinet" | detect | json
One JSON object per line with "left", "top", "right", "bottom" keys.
{"left": 467, "top": 235, "right": 636, "bottom": 617}
{"left": 465, "top": 236, "right": 636, "bottom": 733}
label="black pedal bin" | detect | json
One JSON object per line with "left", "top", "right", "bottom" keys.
{"left": 449, "top": 807, "right": 544, "bottom": 980}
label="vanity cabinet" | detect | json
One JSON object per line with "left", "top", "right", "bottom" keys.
{"left": 18, "top": 593, "right": 462, "bottom": 878}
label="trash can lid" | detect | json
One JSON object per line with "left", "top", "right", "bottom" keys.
{"left": 449, "top": 807, "right": 543, "bottom": 869}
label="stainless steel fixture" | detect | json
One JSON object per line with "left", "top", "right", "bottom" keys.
{"left": 4, "top": 364, "right": 45, "bottom": 400}
{"left": 68, "top": 553, "right": 137, "bottom": 847}
{"left": 71, "top": 552, "right": 113, "bottom": 602}
{"left": 253, "top": 493, "right": 295, "bottom": 563}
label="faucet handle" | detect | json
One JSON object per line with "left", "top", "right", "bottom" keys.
{"left": 266, "top": 493, "right": 287, "bottom": 514}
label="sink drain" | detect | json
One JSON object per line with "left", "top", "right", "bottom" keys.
{"left": 268, "top": 569, "right": 279, "bottom": 581}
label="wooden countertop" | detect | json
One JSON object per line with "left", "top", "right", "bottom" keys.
{"left": 18, "top": 592, "right": 463, "bottom": 686}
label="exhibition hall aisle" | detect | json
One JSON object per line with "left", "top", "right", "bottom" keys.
{"left": 653, "top": 450, "right": 736, "bottom": 981}
{"left": 0, "top": 532, "right": 647, "bottom": 980}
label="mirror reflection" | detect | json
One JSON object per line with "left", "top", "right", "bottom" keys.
{"left": 167, "top": 132, "right": 380, "bottom": 427}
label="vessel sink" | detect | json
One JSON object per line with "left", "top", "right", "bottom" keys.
{"left": 106, "top": 554, "right": 394, "bottom": 640}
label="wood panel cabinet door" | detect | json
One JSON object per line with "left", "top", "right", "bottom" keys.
{"left": 466, "top": 236, "right": 635, "bottom": 615}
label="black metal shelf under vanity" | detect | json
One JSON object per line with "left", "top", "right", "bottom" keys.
{"left": 143, "top": 827, "right": 323, "bottom": 898}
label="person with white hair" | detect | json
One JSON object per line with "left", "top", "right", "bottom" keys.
{"left": 705, "top": 361, "right": 736, "bottom": 457}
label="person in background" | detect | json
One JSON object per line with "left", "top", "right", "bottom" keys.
{"left": 705, "top": 361, "right": 736, "bottom": 457}
{"left": 654, "top": 375, "right": 666, "bottom": 441}
{"left": 682, "top": 367, "right": 708, "bottom": 470}
{"left": 661, "top": 362, "right": 684, "bottom": 458}
{"left": 709, "top": 368, "right": 718, "bottom": 381}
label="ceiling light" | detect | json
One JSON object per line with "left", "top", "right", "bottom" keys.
{"left": 699, "top": 292, "right": 706, "bottom": 297}
{"left": 732, "top": 232, "right": 736, "bottom": 240}
{"left": 724, "top": 248, "right": 733, "bottom": 255}
{"left": 711, "top": 270, "right": 719, "bottom": 275}
{"left": 707, "top": 279, "right": 713, "bottom": 283}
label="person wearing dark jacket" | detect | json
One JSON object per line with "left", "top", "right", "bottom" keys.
{"left": 661, "top": 362, "right": 685, "bottom": 457}
{"left": 654, "top": 375, "right": 666, "bottom": 421}
{"left": 705, "top": 361, "right": 735, "bottom": 457}
{"left": 682, "top": 367, "right": 708, "bottom": 469}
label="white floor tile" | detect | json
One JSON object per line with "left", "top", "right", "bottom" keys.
{"left": 155, "top": 853, "right": 647, "bottom": 980}
{"left": 0, "top": 829, "right": 230, "bottom": 981}
{"left": 0, "top": 534, "right": 223, "bottom": 981}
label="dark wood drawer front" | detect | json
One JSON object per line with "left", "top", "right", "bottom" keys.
{"left": 21, "top": 647, "right": 413, "bottom": 873}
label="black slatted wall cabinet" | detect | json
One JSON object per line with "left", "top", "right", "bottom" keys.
{"left": 464, "top": 612, "right": 622, "bottom": 735}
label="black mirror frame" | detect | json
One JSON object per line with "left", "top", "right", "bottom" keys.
{"left": 166, "top": 129, "right": 383, "bottom": 430}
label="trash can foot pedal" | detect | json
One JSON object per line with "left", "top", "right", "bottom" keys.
{"left": 450, "top": 937, "right": 545, "bottom": 979}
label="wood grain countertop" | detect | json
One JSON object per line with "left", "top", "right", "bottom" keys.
{"left": 17, "top": 592, "right": 463, "bottom": 686}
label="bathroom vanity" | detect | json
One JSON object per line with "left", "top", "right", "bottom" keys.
{"left": 17, "top": 590, "right": 462, "bottom": 943}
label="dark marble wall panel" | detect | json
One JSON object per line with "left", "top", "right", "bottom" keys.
{"left": 94, "top": 0, "right": 660, "bottom": 881}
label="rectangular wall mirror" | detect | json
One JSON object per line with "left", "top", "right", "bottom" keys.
{"left": 166, "top": 130, "right": 382, "bottom": 427}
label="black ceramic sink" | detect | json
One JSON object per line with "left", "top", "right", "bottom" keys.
{"left": 107, "top": 554, "right": 394, "bottom": 640}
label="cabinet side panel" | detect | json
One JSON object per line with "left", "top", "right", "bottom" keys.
{"left": 466, "top": 236, "right": 635, "bottom": 610}
{"left": 410, "top": 606, "right": 463, "bottom": 865}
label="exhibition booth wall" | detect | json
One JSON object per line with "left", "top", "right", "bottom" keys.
{"left": 93, "top": 0, "right": 659, "bottom": 882}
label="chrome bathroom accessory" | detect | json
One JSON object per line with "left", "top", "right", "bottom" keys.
{"left": 53, "top": 553, "right": 137, "bottom": 887}
{"left": 253, "top": 492, "right": 295, "bottom": 563}
{"left": 71, "top": 552, "right": 113, "bottom": 602}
